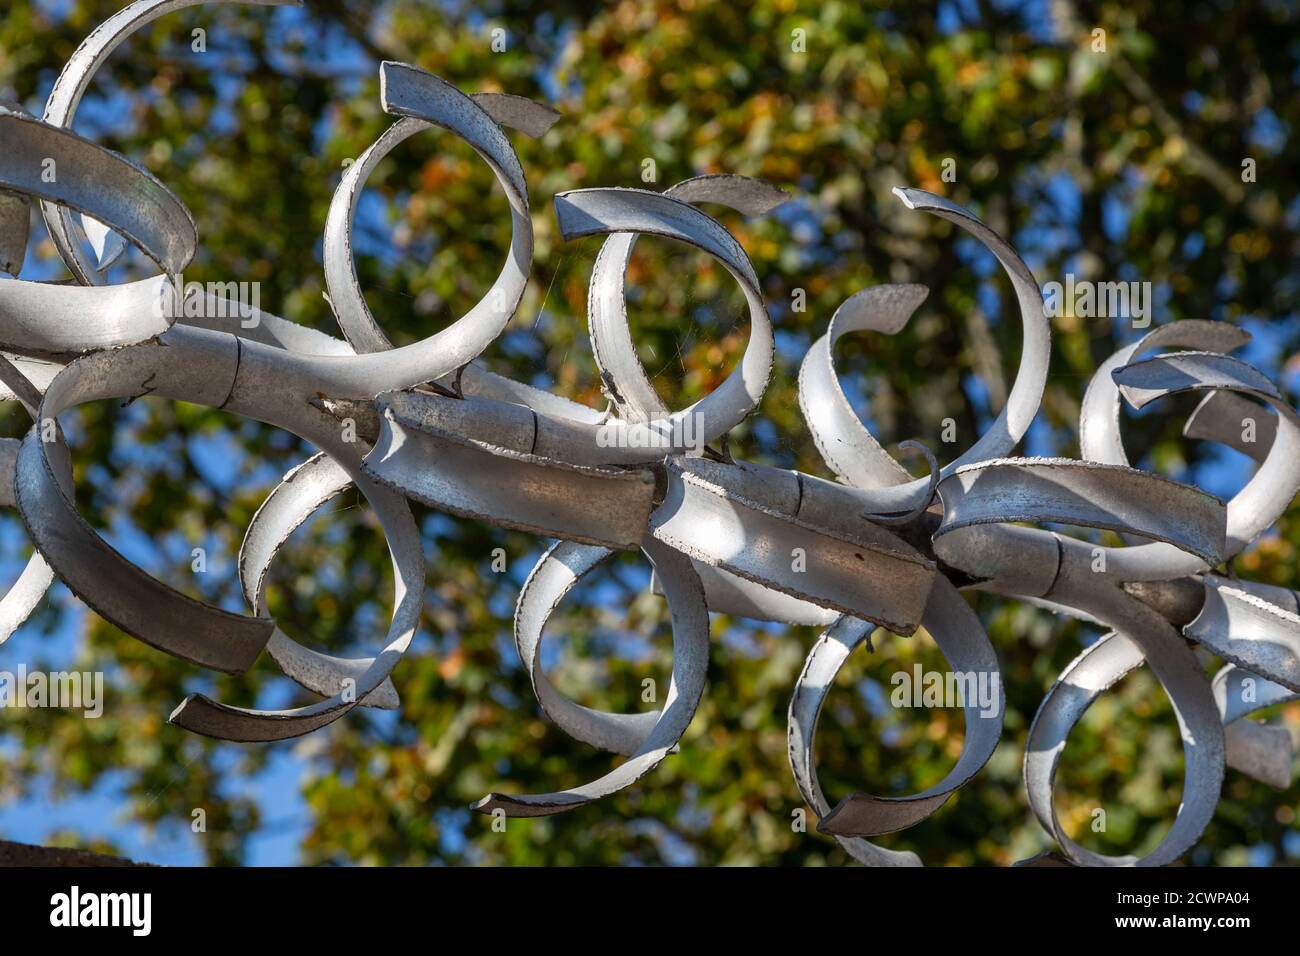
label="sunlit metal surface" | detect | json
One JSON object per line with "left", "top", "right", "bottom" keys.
{"left": 0, "top": 0, "right": 1297, "bottom": 866}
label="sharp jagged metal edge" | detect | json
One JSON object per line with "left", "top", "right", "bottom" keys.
{"left": 0, "top": 0, "right": 1296, "bottom": 866}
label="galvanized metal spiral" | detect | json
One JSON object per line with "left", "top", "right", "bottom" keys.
{"left": 1, "top": 0, "right": 1297, "bottom": 867}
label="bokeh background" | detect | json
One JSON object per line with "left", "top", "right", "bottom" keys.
{"left": 0, "top": 0, "right": 1298, "bottom": 865}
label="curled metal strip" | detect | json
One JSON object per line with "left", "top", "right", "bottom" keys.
{"left": 14, "top": 333, "right": 273, "bottom": 673}
{"left": 798, "top": 284, "right": 928, "bottom": 490}
{"left": 238, "top": 452, "right": 400, "bottom": 709}
{"left": 0, "top": 96, "right": 32, "bottom": 276}
{"left": 1231, "top": 577, "right": 1300, "bottom": 615}
{"left": 0, "top": 276, "right": 174, "bottom": 356}
{"left": 1022, "top": 637, "right": 1217, "bottom": 867}
{"left": 0, "top": 445, "right": 55, "bottom": 646}
{"left": 0, "top": 278, "right": 332, "bottom": 359}
{"left": 0, "top": 352, "right": 54, "bottom": 416}
{"left": 894, "top": 188, "right": 1051, "bottom": 473}
{"left": 322, "top": 62, "right": 533, "bottom": 375}
{"left": 649, "top": 457, "right": 936, "bottom": 633}
{"left": 929, "top": 459, "right": 1232, "bottom": 866}
{"left": 855, "top": 441, "right": 942, "bottom": 524}
{"left": 652, "top": 560, "right": 839, "bottom": 627}
{"left": 445, "top": 361, "right": 608, "bottom": 424}
{"left": 169, "top": 459, "right": 422, "bottom": 741}
{"left": 0, "top": 112, "right": 197, "bottom": 354}
{"left": 0, "top": 354, "right": 62, "bottom": 400}
{"left": 787, "top": 616, "right": 920, "bottom": 867}
{"left": 1021, "top": 630, "right": 1292, "bottom": 861}
{"left": 541, "top": 187, "right": 773, "bottom": 463}
{"left": 1079, "top": 320, "right": 1251, "bottom": 467}
{"left": 26, "top": 321, "right": 430, "bottom": 742}
{"left": 468, "top": 93, "right": 561, "bottom": 138}
{"left": 3, "top": 102, "right": 350, "bottom": 357}
{"left": 427, "top": 354, "right": 609, "bottom": 425}
{"left": 515, "top": 542, "right": 659, "bottom": 756}
{"left": 475, "top": 538, "right": 709, "bottom": 816}
{"left": 1185, "top": 576, "right": 1300, "bottom": 693}
{"left": 1184, "top": 390, "right": 1276, "bottom": 462}
{"left": 1223, "top": 723, "right": 1293, "bottom": 789}
{"left": 1076, "top": 321, "right": 1250, "bottom": 559}
{"left": 1110, "top": 351, "right": 1300, "bottom": 575}
{"left": 1023, "top": 544, "right": 1225, "bottom": 867}
{"left": 0, "top": 439, "right": 21, "bottom": 503}
{"left": 363, "top": 391, "right": 658, "bottom": 549}
{"left": 126, "top": 324, "right": 427, "bottom": 740}
{"left": 0, "top": 108, "right": 196, "bottom": 277}
{"left": 1213, "top": 664, "right": 1297, "bottom": 788}
{"left": 177, "top": 292, "right": 357, "bottom": 355}
{"left": 80, "top": 215, "right": 127, "bottom": 274}
{"left": 933, "top": 457, "right": 1227, "bottom": 573}
{"left": 1213, "top": 661, "right": 1296, "bottom": 726}
{"left": 666, "top": 174, "right": 791, "bottom": 216}
{"left": 588, "top": 174, "right": 788, "bottom": 425}
{"left": 0, "top": 188, "right": 29, "bottom": 277}
{"left": 0, "top": 359, "right": 60, "bottom": 645}
{"left": 797, "top": 187, "right": 1052, "bottom": 514}
{"left": 794, "top": 577, "right": 1004, "bottom": 849}
{"left": 2, "top": 8, "right": 1297, "bottom": 862}
{"left": 39, "top": 0, "right": 301, "bottom": 285}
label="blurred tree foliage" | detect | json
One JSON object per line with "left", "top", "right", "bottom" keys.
{"left": 0, "top": 0, "right": 1297, "bottom": 865}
